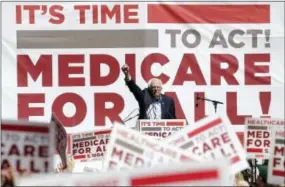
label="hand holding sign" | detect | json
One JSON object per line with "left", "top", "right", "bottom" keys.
{"left": 51, "top": 113, "right": 68, "bottom": 169}
{"left": 55, "top": 158, "right": 75, "bottom": 173}
{"left": 1, "top": 168, "right": 15, "bottom": 187}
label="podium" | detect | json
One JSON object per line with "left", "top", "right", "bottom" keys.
{"left": 135, "top": 119, "right": 187, "bottom": 140}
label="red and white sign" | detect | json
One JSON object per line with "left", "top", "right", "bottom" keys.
{"left": 1, "top": 2, "right": 284, "bottom": 135}
{"left": 70, "top": 129, "right": 111, "bottom": 162}
{"left": 165, "top": 115, "right": 248, "bottom": 175}
{"left": 244, "top": 117, "right": 284, "bottom": 159}
{"left": 267, "top": 124, "right": 285, "bottom": 185}
{"left": 17, "top": 159, "right": 231, "bottom": 186}
{"left": 138, "top": 119, "right": 186, "bottom": 140}
{"left": 1, "top": 120, "right": 55, "bottom": 176}
{"left": 103, "top": 123, "right": 201, "bottom": 171}
{"left": 128, "top": 159, "right": 230, "bottom": 186}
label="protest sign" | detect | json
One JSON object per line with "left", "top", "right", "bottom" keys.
{"left": 128, "top": 159, "right": 230, "bottom": 186}
{"left": 51, "top": 113, "right": 68, "bottom": 168}
{"left": 165, "top": 115, "right": 248, "bottom": 175}
{"left": 244, "top": 117, "right": 284, "bottom": 159}
{"left": 267, "top": 124, "right": 285, "bottom": 185}
{"left": 103, "top": 123, "right": 201, "bottom": 171}
{"left": 17, "top": 159, "right": 230, "bottom": 186}
{"left": 1, "top": 120, "right": 55, "bottom": 176}
{"left": 70, "top": 129, "right": 111, "bottom": 162}
{"left": 138, "top": 119, "right": 186, "bottom": 140}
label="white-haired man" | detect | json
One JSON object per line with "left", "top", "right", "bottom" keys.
{"left": 121, "top": 64, "right": 176, "bottom": 120}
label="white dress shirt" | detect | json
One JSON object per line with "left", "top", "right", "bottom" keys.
{"left": 146, "top": 100, "right": 162, "bottom": 119}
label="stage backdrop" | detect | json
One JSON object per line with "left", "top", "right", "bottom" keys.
{"left": 1, "top": 1, "right": 284, "bottom": 135}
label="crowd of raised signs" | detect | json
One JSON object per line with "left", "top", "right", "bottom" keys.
{"left": 1, "top": 114, "right": 284, "bottom": 187}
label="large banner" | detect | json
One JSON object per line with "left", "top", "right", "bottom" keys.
{"left": 1, "top": 2, "right": 284, "bottom": 134}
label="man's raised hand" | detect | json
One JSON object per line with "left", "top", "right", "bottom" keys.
{"left": 121, "top": 64, "right": 129, "bottom": 75}
{"left": 121, "top": 64, "right": 131, "bottom": 81}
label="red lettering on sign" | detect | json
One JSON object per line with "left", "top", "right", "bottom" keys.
{"left": 94, "top": 93, "right": 124, "bottom": 126}
{"left": 141, "top": 53, "right": 170, "bottom": 84}
{"left": 273, "top": 157, "right": 285, "bottom": 168}
{"left": 173, "top": 54, "right": 206, "bottom": 85}
{"left": 108, "top": 160, "right": 118, "bottom": 170}
{"left": 245, "top": 54, "right": 270, "bottom": 85}
{"left": 90, "top": 54, "right": 120, "bottom": 86}
{"left": 73, "top": 5, "right": 139, "bottom": 24}
{"left": 211, "top": 54, "right": 239, "bottom": 85}
{"left": 17, "top": 55, "right": 52, "bottom": 87}
{"left": 18, "top": 93, "right": 45, "bottom": 119}
{"left": 58, "top": 55, "right": 85, "bottom": 86}
{"left": 49, "top": 5, "right": 65, "bottom": 24}
{"left": 112, "top": 146, "right": 123, "bottom": 161}
{"left": 274, "top": 146, "right": 284, "bottom": 156}
{"left": 52, "top": 93, "right": 87, "bottom": 127}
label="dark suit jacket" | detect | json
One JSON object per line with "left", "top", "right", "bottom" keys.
{"left": 126, "top": 80, "right": 176, "bottom": 119}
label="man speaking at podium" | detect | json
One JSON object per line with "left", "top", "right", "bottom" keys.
{"left": 122, "top": 64, "right": 176, "bottom": 120}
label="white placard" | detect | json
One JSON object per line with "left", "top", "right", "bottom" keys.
{"left": 103, "top": 123, "right": 201, "bottom": 171}
{"left": 165, "top": 115, "right": 248, "bottom": 175}
{"left": 267, "top": 124, "right": 285, "bottom": 186}
{"left": 244, "top": 117, "right": 284, "bottom": 159}
{"left": 1, "top": 120, "right": 55, "bottom": 176}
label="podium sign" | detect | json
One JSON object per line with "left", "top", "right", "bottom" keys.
{"left": 137, "top": 119, "right": 187, "bottom": 140}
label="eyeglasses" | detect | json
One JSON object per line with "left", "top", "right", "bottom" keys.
{"left": 151, "top": 86, "right": 162, "bottom": 89}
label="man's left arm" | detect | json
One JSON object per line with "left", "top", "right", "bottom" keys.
{"left": 170, "top": 98, "right": 176, "bottom": 119}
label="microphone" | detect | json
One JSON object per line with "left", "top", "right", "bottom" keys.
{"left": 123, "top": 108, "right": 139, "bottom": 122}
{"left": 123, "top": 113, "right": 139, "bottom": 123}
{"left": 194, "top": 95, "right": 224, "bottom": 113}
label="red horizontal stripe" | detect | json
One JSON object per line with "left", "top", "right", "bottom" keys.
{"left": 167, "top": 121, "right": 184, "bottom": 126}
{"left": 74, "top": 155, "right": 86, "bottom": 160}
{"left": 1, "top": 124, "right": 49, "bottom": 133}
{"left": 247, "top": 148, "right": 263, "bottom": 153}
{"left": 188, "top": 118, "right": 222, "bottom": 138}
{"left": 231, "top": 156, "right": 240, "bottom": 164}
{"left": 131, "top": 169, "right": 219, "bottom": 186}
{"left": 272, "top": 170, "right": 285, "bottom": 177}
{"left": 94, "top": 130, "right": 111, "bottom": 135}
{"left": 148, "top": 4, "right": 270, "bottom": 24}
